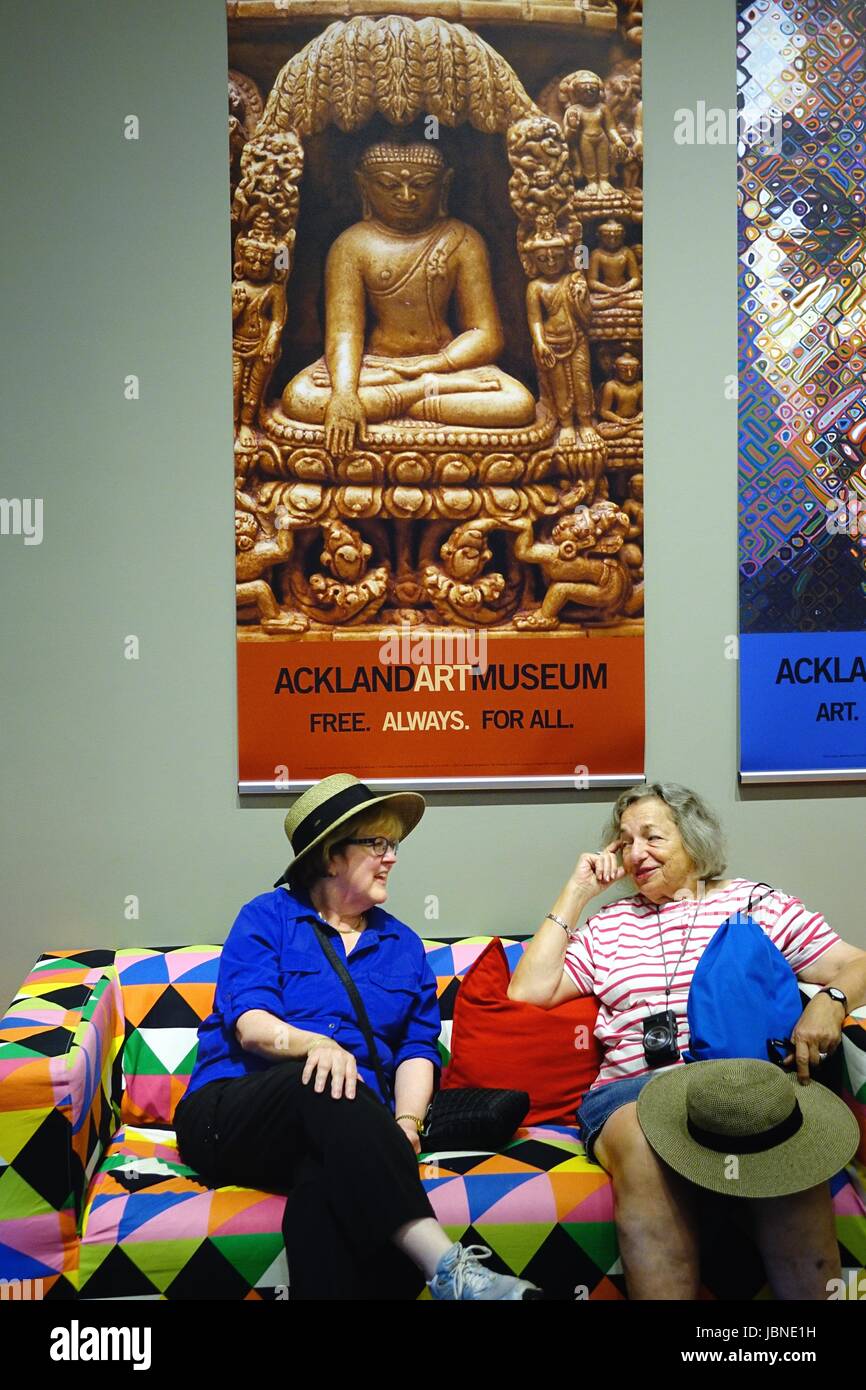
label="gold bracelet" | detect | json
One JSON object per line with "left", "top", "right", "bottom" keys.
{"left": 395, "top": 1113, "right": 424, "bottom": 1132}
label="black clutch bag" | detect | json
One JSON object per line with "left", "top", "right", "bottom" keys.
{"left": 420, "top": 1087, "right": 530, "bottom": 1153}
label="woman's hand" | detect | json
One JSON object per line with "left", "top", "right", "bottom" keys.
{"left": 784, "top": 995, "right": 846, "bottom": 1085}
{"left": 302, "top": 1037, "right": 358, "bottom": 1099}
{"left": 570, "top": 840, "right": 626, "bottom": 901}
{"left": 396, "top": 1118, "right": 422, "bottom": 1155}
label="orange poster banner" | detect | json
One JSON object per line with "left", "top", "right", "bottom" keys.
{"left": 238, "top": 634, "right": 643, "bottom": 787}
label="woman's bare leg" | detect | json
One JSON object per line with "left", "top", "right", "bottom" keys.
{"left": 594, "top": 1101, "right": 702, "bottom": 1299}
{"left": 749, "top": 1183, "right": 840, "bottom": 1300}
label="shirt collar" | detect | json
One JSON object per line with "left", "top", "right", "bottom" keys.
{"left": 276, "top": 885, "right": 401, "bottom": 939}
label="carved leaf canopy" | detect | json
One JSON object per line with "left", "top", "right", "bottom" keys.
{"left": 258, "top": 16, "right": 539, "bottom": 136}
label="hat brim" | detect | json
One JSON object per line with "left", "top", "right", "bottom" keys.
{"left": 636, "top": 1063, "right": 860, "bottom": 1198}
{"left": 275, "top": 790, "right": 426, "bottom": 887}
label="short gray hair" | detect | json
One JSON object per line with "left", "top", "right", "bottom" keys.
{"left": 602, "top": 782, "right": 727, "bottom": 881}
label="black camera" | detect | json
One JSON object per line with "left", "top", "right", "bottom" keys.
{"left": 642, "top": 1010, "right": 680, "bottom": 1067}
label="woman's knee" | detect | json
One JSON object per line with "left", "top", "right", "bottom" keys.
{"left": 597, "top": 1104, "right": 702, "bottom": 1215}
{"left": 594, "top": 1103, "right": 649, "bottom": 1174}
{"left": 595, "top": 1102, "right": 684, "bottom": 1193}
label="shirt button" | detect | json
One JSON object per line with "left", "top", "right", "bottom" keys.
{"left": 328, "top": 1022, "right": 335, "bottom": 1031}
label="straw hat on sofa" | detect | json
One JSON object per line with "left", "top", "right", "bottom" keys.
{"left": 636, "top": 1057, "right": 859, "bottom": 1198}
{"left": 274, "top": 773, "right": 425, "bottom": 887}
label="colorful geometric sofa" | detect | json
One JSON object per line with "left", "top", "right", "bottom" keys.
{"left": 1, "top": 938, "right": 864, "bottom": 1301}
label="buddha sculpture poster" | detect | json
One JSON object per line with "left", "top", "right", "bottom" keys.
{"left": 738, "top": 0, "right": 866, "bottom": 782}
{"left": 229, "top": 1, "right": 645, "bottom": 790}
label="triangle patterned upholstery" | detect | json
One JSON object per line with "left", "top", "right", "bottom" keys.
{"left": 1, "top": 940, "right": 864, "bottom": 1300}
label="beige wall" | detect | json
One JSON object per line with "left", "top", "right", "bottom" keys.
{"left": 1, "top": 0, "right": 863, "bottom": 1013}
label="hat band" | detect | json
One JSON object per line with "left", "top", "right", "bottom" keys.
{"left": 686, "top": 1099, "right": 803, "bottom": 1154}
{"left": 292, "top": 782, "right": 376, "bottom": 856}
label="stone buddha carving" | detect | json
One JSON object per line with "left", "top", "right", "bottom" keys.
{"left": 282, "top": 140, "right": 536, "bottom": 456}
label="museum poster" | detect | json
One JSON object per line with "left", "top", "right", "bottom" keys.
{"left": 229, "top": 2, "right": 645, "bottom": 790}
{"left": 738, "top": 0, "right": 866, "bottom": 781}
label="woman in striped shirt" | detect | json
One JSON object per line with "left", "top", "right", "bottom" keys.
{"left": 509, "top": 781, "right": 866, "bottom": 1300}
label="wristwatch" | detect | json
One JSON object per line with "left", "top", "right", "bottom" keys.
{"left": 818, "top": 986, "right": 848, "bottom": 1014}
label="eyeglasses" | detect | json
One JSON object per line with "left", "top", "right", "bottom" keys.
{"left": 343, "top": 837, "right": 400, "bottom": 858}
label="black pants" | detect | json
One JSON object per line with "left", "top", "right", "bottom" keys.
{"left": 173, "top": 1060, "right": 436, "bottom": 1300}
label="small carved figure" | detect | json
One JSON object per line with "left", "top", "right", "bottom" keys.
{"left": 559, "top": 70, "right": 627, "bottom": 195}
{"left": 618, "top": 479, "right": 644, "bottom": 615}
{"left": 585, "top": 499, "right": 639, "bottom": 611}
{"left": 509, "top": 120, "right": 568, "bottom": 179}
{"left": 232, "top": 235, "right": 288, "bottom": 447}
{"left": 232, "top": 130, "right": 304, "bottom": 242}
{"left": 235, "top": 509, "right": 309, "bottom": 632}
{"left": 623, "top": 471, "right": 643, "bottom": 541}
{"left": 622, "top": 98, "right": 643, "bottom": 192}
{"left": 507, "top": 116, "right": 572, "bottom": 217}
{"left": 304, "top": 521, "right": 389, "bottom": 624}
{"left": 507, "top": 506, "right": 631, "bottom": 628}
{"left": 588, "top": 498, "right": 631, "bottom": 552}
{"left": 440, "top": 522, "right": 493, "bottom": 584}
{"left": 598, "top": 352, "right": 643, "bottom": 438}
{"left": 422, "top": 520, "right": 515, "bottom": 625}
{"left": 588, "top": 220, "right": 642, "bottom": 306}
{"left": 507, "top": 116, "right": 580, "bottom": 259}
{"left": 605, "top": 59, "right": 642, "bottom": 192}
{"left": 524, "top": 227, "right": 599, "bottom": 453}
{"left": 283, "top": 140, "right": 535, "bottom": 455}
{"left": 320, "top": 520, "right": 373, "bottom": 584}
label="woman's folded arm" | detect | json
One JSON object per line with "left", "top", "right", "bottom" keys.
{"left": 509, "top": 847, "right": 621, "bottom": 1007}
{"left": 235, "top": 1008, "right": 326, "bottom": 1060}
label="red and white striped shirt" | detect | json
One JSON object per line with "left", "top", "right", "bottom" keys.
{"left": 563, "top": 879, "right": 839, "bottom": 1091}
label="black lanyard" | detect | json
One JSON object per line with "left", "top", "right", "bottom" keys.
{"left": 655, "top": 897, "right": 701, "bottom": 1003}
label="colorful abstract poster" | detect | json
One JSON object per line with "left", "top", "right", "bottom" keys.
{"left": 229, "top": 3, "right": 645, "bottom": 789}
{"left": 738, "top": 0, "right": 866, "bottom": 781}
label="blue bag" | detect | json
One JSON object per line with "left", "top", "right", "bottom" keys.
{"left": 684, "top": 884, "right": 803, "bottom": 1064}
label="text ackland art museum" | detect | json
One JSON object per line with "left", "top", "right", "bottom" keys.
{"left": 229, "top": 0, "right": 644, "bottom": 789}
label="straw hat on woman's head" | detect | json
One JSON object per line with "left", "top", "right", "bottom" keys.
{"left": 274, "top": 773, "right": 425, "bottom": 888}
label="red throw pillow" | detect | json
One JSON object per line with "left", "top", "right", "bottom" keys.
{"left": 442, "top": 938, "right": 602, "bottom": 1124}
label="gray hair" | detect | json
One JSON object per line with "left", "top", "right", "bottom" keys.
{"left": 602, "top": 782, "right": 727, "bottom": 881}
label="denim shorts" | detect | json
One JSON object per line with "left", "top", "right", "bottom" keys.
{"left": 575, "top": 1073, "right": 658, "bottom": 1166}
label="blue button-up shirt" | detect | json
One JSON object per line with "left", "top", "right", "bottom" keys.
{"left": 184, "top": 888, "right": 441, "bottom": 1108}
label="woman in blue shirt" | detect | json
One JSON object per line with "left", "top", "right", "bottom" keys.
{"left": 174, "top": 773, "right": 540, "bottom": 1301}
